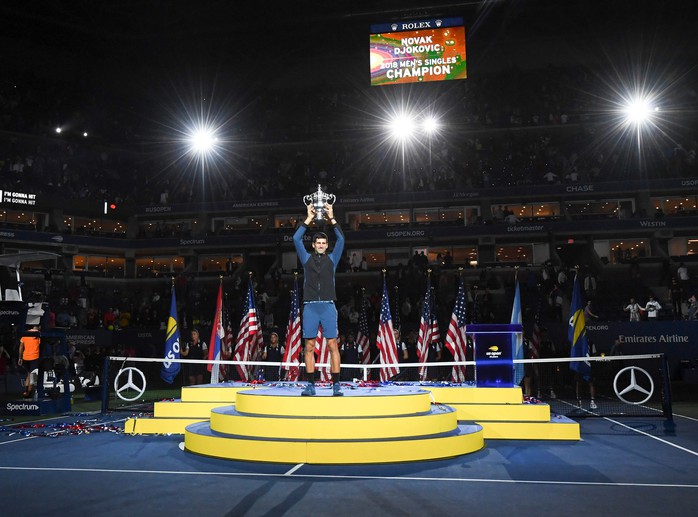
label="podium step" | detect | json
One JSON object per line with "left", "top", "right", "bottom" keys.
{"left": 123, "top": 384, "right": 580, "bottom": 446}
{"left": 451, "top": 402, "right": 551, "bottom": 422}
{"left": 234, "top": 385, "right": 431, "bottom": 417}
{"left": 154, "top": 400, "right": 232, "bottom": 418}
{"left": 180, "top": 383, "right": 250, "bottom": 403}
{"left": 184, "top": 421, "right": 484, "bottom": 464}
{"left": 424, "top": 386, "right": 523, "bottom": 404}
{"left": 210, "top": 404, "right": 458, "bottom": 440}
{"left": 478, "top": 415, "right": 581, "bottom": 440}
{"left": 125, "top": 417, "right": 206, "bottom": 435}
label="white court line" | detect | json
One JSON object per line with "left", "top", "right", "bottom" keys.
{"left": 555, "top": 400, "right": 698, "bottom": 457}
{"left": 673, "top": 412, "right": 698, "bottom": 423}
{"left": 284, "top": 463, "right": 304, "bottom": 476}
{"left": 602, "top": 416, "right": 698, "bottom": 457}
{"left": 0, "top": 465, "right": 696, "bottom": 489}
{"left": 0, "top": 436, "right": 37, "bottom": 446}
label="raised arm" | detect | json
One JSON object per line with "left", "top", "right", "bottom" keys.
{"left": 293, "top": 204, "right": 315, "bottom": 264}
{"left": 325, "top": 203, "right": 345, "bottom": 265}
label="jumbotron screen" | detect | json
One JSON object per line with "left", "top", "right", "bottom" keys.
{"left": 369, "top": 17, "right": 467, "bottom": 86}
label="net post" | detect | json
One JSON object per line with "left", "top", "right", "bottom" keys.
{"left": 100, "top": 355, "right": 110, "bottom": 415}
{"left": 660, "top": 354, "right": 673, "bottom": 422}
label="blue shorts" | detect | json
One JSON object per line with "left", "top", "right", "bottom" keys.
{"left": 302, "top": 302, "right": 338, "bottom": 339}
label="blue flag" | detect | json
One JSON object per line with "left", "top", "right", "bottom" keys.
{"left": 161, "top": 286, "right": 181, "bottom": 384}
{"left": 568, "top": 271, "right": 591, "bottom": 381}
{"left": 511, "top": 276, "right": 524, "bottom": 386}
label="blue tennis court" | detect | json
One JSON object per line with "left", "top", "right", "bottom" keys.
{"left": 1, "top": 410, "right": 697, "bottom": 516}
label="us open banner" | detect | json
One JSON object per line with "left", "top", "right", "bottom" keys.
{"left": 370, "top": 17, "right": 467, "bottom": 86}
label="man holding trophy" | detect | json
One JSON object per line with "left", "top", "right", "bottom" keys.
{"left": 294, "top": 185, "right": 345, "bottom": 396}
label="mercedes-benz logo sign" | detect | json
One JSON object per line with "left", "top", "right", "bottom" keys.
{"left": 613, "top": 366, "right": 654, "bottom": 405}
{"left": 113, "top": 367, "right": 147, "bottom": 402}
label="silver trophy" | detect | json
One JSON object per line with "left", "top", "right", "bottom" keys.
{"left": 303, "top": 184, "right": 336, "bottom": 221}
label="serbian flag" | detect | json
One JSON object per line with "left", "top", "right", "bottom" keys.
{"left": 282, "top": 277, "right": 302, "bottom": 381}
{"left": 232, "top": 278, "right": 260, "bottom": 381}
{"left": 207, "top": 279, "right": 224, "bottom": 383}
{"left": 160, "top": 286, "right": 181, "bottom": 384}
{"left": 376, "top": 279, "right": 400, "bottom": 381}
{"left": 314, "top": 324, "right": 331, "bottom": 382}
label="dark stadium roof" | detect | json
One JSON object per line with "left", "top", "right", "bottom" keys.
{"left": 1, "top": 0, "right": 695, "bottom": 139}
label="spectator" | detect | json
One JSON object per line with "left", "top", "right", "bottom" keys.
{"left": 583, "top": 271, "right": 597, "bottom": 300}
{"left": 688, "top": 295, "right": 698, "bottom": 321}
{"left": 584, "top": 301, "right": 599, "bottom": 321}
{"left": 350, "top": 252, "right": 361, "bottom": 272}
{"left": 339, "top": 331, "right": 360, "bottom": 381}
{"left": 643, "top": 295, "right": 662, "bottom": 321}
{"left": 677, "top": 262, "right": 689, "bottom": 290}
{"left": 670, "top": 279, "right": 684, "bottom": 319}
{"left": 181, "top": 328, "right": 208, "bottom": 385}
{"left": 623, "top": 298, "right": 642, "bottom": 322}
{"left": 261, "top": 331, "right": 284, "bottom": 381}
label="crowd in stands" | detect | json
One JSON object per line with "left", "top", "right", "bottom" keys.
{"left": 2, "top": 65, "right": 697, "bottom": 217}
{"left": 2, "top": 62, "right": 698, "bottom": 382}
{"left": 1, "top": 249, "right": 695, "bottom": 381}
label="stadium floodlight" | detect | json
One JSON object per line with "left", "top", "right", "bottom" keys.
{"left": 622, "top": 96, "right": 657, "bottom": 126}
{"left": 188, "top": 127, "right": 218, "bottom": 154}
{"left": 387, "top": 113, "right": 417, "bottom": 141}
{"left": 422, "top": 116, "right": 440, "bottom": 134}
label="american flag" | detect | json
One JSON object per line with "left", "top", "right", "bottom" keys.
{"left": 357, "top": 297, "right": 371, "bottom": 369}
{"left": 430, "top": 288, "right": 441, "bottom": 347}
{"left": 376, "top": 279, "right": 400, "bottom": 381}
{"left": 232, "top": 278, "right": 261, "bottom": 381}
{"left": 314, "top": 324, "right": 331, "bottom": 381}
{"left": 392, "top": 286, "right": 401, "bottom": 332}
{"left": 281, "top": 278, "right": 302, "bottom": 381}
{"left": 220, "top": 323, "right": 234, "bottom": 381}
{"left": 416, "top": 276, "right": 433, "bottom": 381}
{"left": 445, "top": 277, "right": 468, "bottom": 383}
